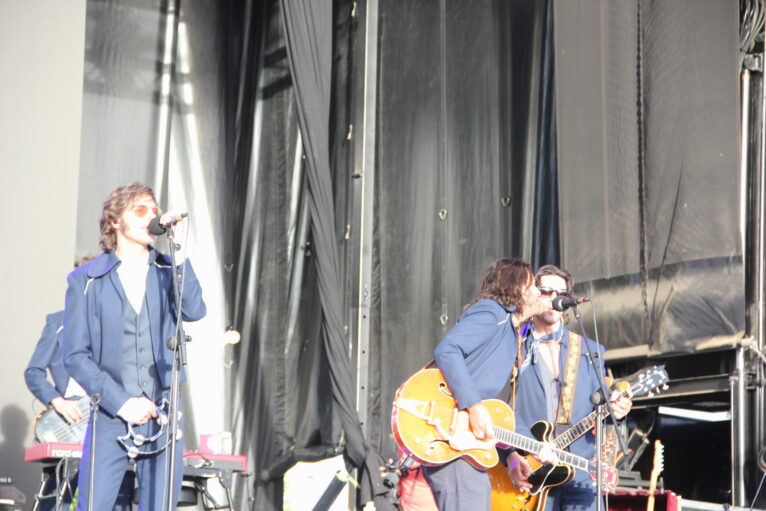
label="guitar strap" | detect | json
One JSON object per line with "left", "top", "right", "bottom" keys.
{"left": 497, "top": 318, "right": 525, "bottom": 410}
{"left": 556, "top": 330, "right": 583, "bottom": 425}
{"left": 510, "top": 319, "right": 524, "bottom": 411}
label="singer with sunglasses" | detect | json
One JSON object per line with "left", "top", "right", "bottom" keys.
{"left": 505, "top": 265, "right": 631, "bottom": 511}
{"left": 62, "top": 183, "right": 206, "bottom": 511}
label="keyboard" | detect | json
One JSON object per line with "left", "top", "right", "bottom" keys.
{"left": 25, "top": 442, "right": 247, "bottom": 472}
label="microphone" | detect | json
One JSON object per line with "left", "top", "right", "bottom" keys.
{"left": 552, "top": 295, "right": 591, "bottom": 311}
{"left": 149, "top": 212, "right": 188, "bottom": 235}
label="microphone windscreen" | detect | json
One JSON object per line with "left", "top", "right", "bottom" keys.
{"left": 552, "top": 295, "right": 567, "bottom": 312}
{"left": 149, "top": 216, "right": 166, "bottom": 235}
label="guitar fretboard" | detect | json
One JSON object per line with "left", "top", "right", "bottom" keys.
{"left": 553, "top": 382, "right": 641, "bottom": 449}
{"left": 492, "top": 426, "right": 591, "bottom": 471}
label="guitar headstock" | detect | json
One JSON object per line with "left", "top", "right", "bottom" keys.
{"left": 650, "top": 439, "right": 665, "bottom": 484}
{"left": 617, "top": 366, "right": 669, "bottom": 399}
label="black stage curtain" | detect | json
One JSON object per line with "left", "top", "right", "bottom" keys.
{"left": 279, "top": 0, "right": 389, "bottom": 505}
{"left": 223, "top": 1, "right": 346, "bottom": 509}
{"left": 369, "top": 0, "right": 557, "bottom": 464}
{"left": 554, "top": 0, "right": 743, "bottom": 353}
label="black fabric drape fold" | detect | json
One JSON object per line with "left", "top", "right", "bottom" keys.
{"left": 225, "top": 2, "right": 340, "bottom": 509}
{"left": 531, "top": 0, "right": 559, "bottom": 268}
{"left": 279, "top": 0, "right": 386, "bottom": 504}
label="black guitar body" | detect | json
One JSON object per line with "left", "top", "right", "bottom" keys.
{"left": 527, "top": 420, "right": 575, "bottom": 495}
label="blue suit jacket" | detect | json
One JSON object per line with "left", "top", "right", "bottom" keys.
{"left": 24, "top": 310, "right": 69, "bottom": 405}
{"left": 434, "top": 299, "right": 519, "bottom": 410}
{"left": 62, "top": 249, "right": 206, "bottom": 416}
{"left": 513, "top": 327, "right": 609, "bottom": 460}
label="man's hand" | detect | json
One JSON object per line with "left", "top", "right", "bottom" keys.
{"left": 117, "top": 397, "right": 158, "bottom": 425}
{"left": 467, "top": 403, "right": 494, "bottom": 441}
{"left": 610, "top": 389, "right": 632, "bottom": 420}
{"left": 536, "top": 442, "right": 559, "bottom": 465}
{"left": 51, "top": 397, "right": 84, "bottom": 424}
{"left": 506, "top": 451, "right": 533, "bottom": 491}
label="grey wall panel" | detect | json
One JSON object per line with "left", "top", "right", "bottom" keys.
{"left": 0, "top": 1, "right": 86, "bottom": 506}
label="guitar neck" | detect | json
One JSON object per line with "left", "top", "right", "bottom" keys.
{"left": 492, "top": 426, "right": 592, "bottom": 471}
{"left": 554, "top": 407, "right": 603, "bottom": 449}
{"left": 647, "top": 493, "right": 656, "bottom": 511}
{"left": 553, "top": 384, "right": 636, "bottom": 449}
{"left": 648, "top": 470, "right": 660, "bottom": 511}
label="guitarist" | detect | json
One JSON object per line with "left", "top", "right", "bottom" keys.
{"left": 422, "top": 259, "right": 545, "bottom": 511}
{"left": 506, "top": 265, "right": 632, "bottom": 511}
{"left": 25, "top": 257, "right": 98, "bottom": 428}
{"left": 25, "top": 310, "right": 85, "bottom": 430}
{"left": 24, "top": 255, "right": 96, "bottom": 511}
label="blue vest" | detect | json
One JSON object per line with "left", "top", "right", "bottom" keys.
{"left": 120, "top": 296, "right": 161, "bottom": 401}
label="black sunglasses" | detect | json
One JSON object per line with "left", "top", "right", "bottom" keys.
{"left": 538, "top": 286, "right": 570, "bottom": 297}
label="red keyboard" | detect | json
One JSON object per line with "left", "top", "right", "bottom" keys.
{"left": 25, "top": 442, "right": 247, "bottom": 472}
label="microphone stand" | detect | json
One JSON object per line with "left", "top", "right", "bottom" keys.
{"left": 163, "top": 224, "right": 189, "bottom": 511}
{"left": 86, "top": 393, "right": 100, "bottom": 511}
{"left": 571, "top": 304, "right": 629, "bottom": 511}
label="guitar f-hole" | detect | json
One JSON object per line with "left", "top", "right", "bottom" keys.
{"left": 438, "top": 381, "right": 453, "bottom": 398}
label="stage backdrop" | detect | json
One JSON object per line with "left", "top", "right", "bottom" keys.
{"left": 21, "top": 0, "right": 743, "bottom": 510}
{"left": 554, "top": 0, "right": 743, "bottom": 354}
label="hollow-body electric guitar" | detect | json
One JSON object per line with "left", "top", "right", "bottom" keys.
{"left": 487, "top": 365, "right": 669, "bottom": 511}
{"left": 391, "top": 368, "right": 618, "bottom": 485}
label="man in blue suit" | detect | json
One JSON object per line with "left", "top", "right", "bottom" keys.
{"left": 25, "top": 310, "right": 83, "bottom": 511}
{"left": 422, "top": 259, "right": 543, "bottom": 511}
{"left": 62, "top": 183, "right": 206, "bottom": 511}
{"left": 506, "top": 265, "right": 632, "bottom": 511}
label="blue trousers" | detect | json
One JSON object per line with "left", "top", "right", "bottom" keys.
{"left": 422, "top": 458, "right": 491, "bottom": 511}
{"left": 76, "top": 407, "right": 183, "bottom": 511}
{"left": 34, "top": 466, "right": 133, "bottom": 511}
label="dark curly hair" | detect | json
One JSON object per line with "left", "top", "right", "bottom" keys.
{"left": 98, "top": 183, "right": 156, "bottom": 251}
{"left": 534, "top": 264, "right": 574, "bottom": 291}
{"left": 465, "top": 259, "right": 534, "bottom": 312}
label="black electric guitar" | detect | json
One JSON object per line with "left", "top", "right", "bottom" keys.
{"left": 488, "top": 365, "right": 669, "bottom": 511}
{"left": 33, "top": 396, "right": 90, "bottom": 444}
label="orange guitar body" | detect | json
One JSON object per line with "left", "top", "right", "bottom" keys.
{"left": 488, "top": 463, "right": 541, "bottom": 511}
{"left": 392, "top": 368, "right": 516, "bottom": 469}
